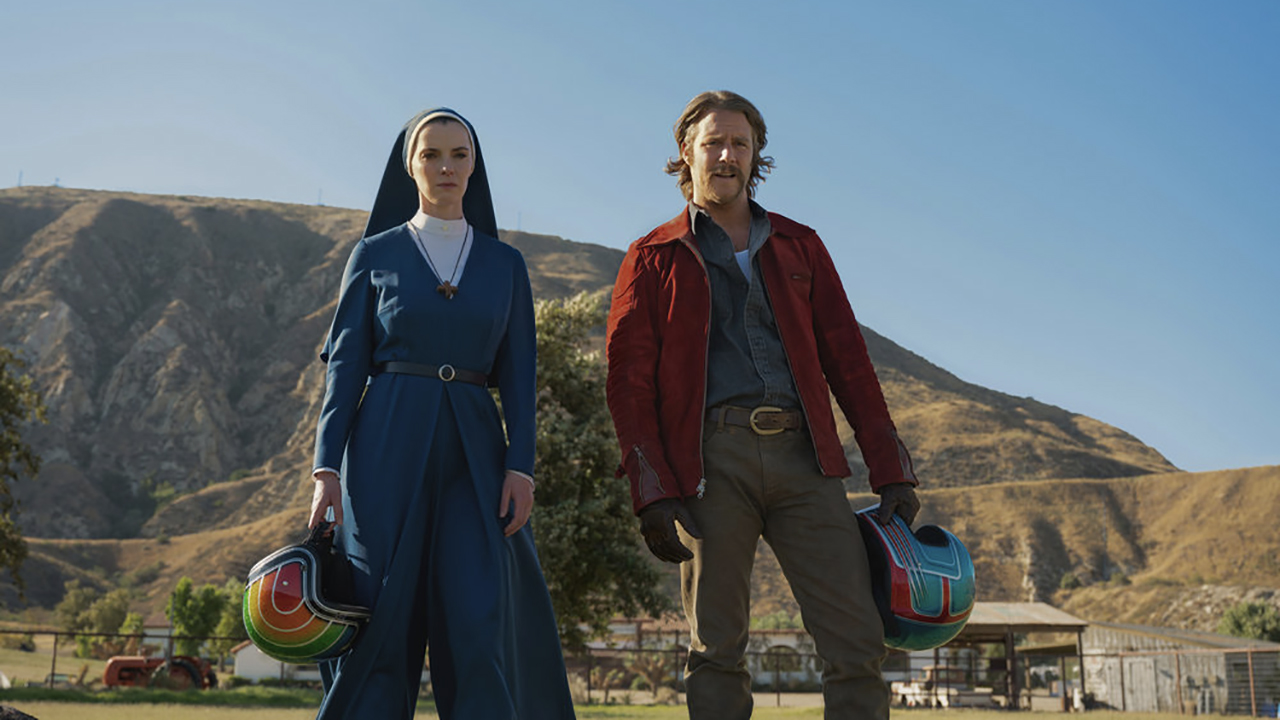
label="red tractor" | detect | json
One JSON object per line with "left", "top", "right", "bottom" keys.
{"left": 103, "top": 655, "right": 218, "bottom": 690}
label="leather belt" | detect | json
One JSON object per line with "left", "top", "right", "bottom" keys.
{"left": 708, "top": 405, "right": 805, "bottom": 436}
{"left": 375, "top": 361, "right": 488, "bottom": 386}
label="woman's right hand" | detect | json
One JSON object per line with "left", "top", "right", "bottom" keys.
{"left": 309, "top": 471, "right": 344, "bottom": 530}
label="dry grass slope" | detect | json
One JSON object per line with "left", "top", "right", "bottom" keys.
{"left": 746, "top": 465, "right": 1280, "bottom": 631}
{"left": 2, "top": 187, "right": 1264, "bottom": 633}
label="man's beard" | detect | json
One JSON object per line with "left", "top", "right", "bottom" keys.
{"left": 700, "top": 164, "right": 747, "bottom": 205}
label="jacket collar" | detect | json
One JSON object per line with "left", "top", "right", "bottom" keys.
{"left": 637, "top": 204, "right": 809, "bottom": 250}
{"left": 635, "top": 210, "right": 693, "bottom": 249}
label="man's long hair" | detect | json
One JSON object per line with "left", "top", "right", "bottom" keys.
{"left": 664, "top": 90, "right": 776, "bottom": 202}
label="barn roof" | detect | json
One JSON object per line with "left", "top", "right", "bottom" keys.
{"left": 954, "top": 602, "right": 1089, "bottom": 644}
{"left": 1085, "top": 621, "right": 1280, "bottom": 651}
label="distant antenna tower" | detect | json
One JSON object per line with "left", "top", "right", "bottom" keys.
{"left": 17, "top": 171, "right": 22, "bottom": 187}
{"left": 317, "top": 188, "right": 324, "bottom": 206}
{"left": 54, "top": 177, "right": 61, "bottom": 188}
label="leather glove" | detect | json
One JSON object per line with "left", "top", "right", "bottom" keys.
{"left": 876, "top": 482, "right": 920, "bottom": 526}
{"left": 638, "top": 498, "right": 703, "bottom": 563}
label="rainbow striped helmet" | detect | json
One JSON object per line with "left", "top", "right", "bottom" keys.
{"left": 243, "top": 523, "right": 370, "bottom": 664}
{"left": 856, "top": 506, "right": 975, "bottom": 651}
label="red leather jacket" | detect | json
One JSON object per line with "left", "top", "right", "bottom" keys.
{"left": 606, "top": 209, "right": 917, "bottom": 513}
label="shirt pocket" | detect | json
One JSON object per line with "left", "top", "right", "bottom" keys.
{"left": 788, "top": 271, "right": 813, "bottom": 299}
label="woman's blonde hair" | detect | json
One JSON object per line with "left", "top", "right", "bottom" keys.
{"left": 664, "top": 90, "right": 775, "bottom": 201}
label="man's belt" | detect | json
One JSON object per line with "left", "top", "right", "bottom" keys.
{"left": 708, "top": 405, "right": 805, "bottom": 436}
{"left": 375, "top": 361, "right": 488, "bottom": 386}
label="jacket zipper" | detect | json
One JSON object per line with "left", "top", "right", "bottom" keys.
{"left": 633, "top": 445, "right": 664, "bottom": 503}
{"left": 678, "top": 234, "right": 712, "bottom": 499}
{"left": 759, "top": 269, "right": 826, "bottom": 475}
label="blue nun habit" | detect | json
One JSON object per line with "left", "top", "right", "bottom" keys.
{"left": 313, "top": 108, "right": 576, "bottom": 720}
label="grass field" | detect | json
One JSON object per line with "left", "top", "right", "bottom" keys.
{"left": 0, "top": 633, "right": 110, "bottom": 688}
{"left": 0, "top": 703, "right": 1195, "bottom": 720}
{"left": 0, "top": 639, "right": 1194, "bottom": 720}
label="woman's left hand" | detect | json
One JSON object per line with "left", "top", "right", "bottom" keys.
{"left": 499, "top": 471, "right": 535, "bottom": 537}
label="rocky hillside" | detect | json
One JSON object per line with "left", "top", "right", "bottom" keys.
{"left": 749, "top": 464, "right": 1280, "bottom": 634}
{"left": 1, "top": 186, "right": 1219, "bottom": 624}
{"left": 13, "top": 466, "right": 1278, "bottom": 634}
{"left": 1, "top": 187, "right": 1175, "bottom": 540}
{"left": 0, "top": 187, "right": 623, "bottom": 540}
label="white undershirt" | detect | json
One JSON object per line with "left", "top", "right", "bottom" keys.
{"left": 407, "top": 210, "right": 473, "bottom": 286}
{"left": 734, "top": 248, "right": 751, "bottom": 282}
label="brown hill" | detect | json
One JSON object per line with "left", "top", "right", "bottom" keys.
{"left": 748, "top": 464, "right": 1280, "bottom": 633}
{"left": 1, "top": 186, "right": 1196, "bottom": 620}
{"left": 0, "top": 187, "right": 623, "bottom": 541}
{"left": 15, "top": 466, "right": 1277, "bottom": 635}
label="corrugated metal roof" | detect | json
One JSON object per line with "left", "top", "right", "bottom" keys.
{"left": 965, "top": 602, "right": 1089, "bottom": 630}
{"left": 1086, "top": 621, "right": 1280, "bottom": 651}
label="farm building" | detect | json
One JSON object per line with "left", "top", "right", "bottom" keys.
{"left": 1081, "top": 621, "right": 1280, "bottom": 715}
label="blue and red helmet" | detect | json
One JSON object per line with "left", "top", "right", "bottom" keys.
{"left": 856, "top": 506, "right": 975, "bottom": 651}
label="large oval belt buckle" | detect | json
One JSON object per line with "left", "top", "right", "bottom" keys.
{"left": 437, "top": 364, "right": 457, "bottom": 382}
{"left": 749, "top": 406, "right": 785, "bottom": 436}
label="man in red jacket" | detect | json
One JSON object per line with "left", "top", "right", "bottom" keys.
{"left": 606, "top": 90, "right": 921, "bottom": 719}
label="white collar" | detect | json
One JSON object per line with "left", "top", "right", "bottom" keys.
{"left": 408, "top": 210, "right": 469, "bottom": 238}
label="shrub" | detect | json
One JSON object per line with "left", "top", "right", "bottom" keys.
{"left": 220, "top": 675, "right": 253, "bottom": 690}
{"left": 565, "top": 672, "right": 588, "bottom": 705}
{"left": 653, "top": 686, "right": 679, "bottom": 705}
{"left": 1218, "top": 601, "right": 1280, "bottom": 642}
{"left": 0, "top": 632, "right": 35, "bottom": 651}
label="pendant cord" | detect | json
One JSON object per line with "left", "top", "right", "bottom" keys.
{"left": 412, "top": 225, "right": 471, "bottom": 297}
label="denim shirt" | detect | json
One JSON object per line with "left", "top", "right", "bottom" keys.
{"left": 691, "top": 202, "right": 801, "bottom": 411}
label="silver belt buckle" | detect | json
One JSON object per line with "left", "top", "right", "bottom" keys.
{"left": 437, "top": 364, "right": 456, "bottom": 382}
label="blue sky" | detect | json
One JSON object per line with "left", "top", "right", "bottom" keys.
{"left": 3, "top": 1, "right": 1277, "bottom": 473}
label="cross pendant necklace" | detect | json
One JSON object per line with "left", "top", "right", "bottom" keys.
{"left": 416, "top": 226, "right": 471, "bottom": 300}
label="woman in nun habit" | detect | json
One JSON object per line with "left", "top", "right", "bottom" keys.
{"left": 307, "top": 108, "right": 577, "bottom": 719}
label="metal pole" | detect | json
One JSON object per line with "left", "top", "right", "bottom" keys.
{"left": 586, "top": 650, "right": 593, "bottom": 705}
{"left": 775, "top": 651, "right": 781, "bottom": 707}
{"left": 1077, "top": 630, "right": 1087, "bottom": 710}
{"left": 1060, "top": 656, "right": 1067, "bottom": 712}
{"left": 48, "top": 633, "right": 59, "bottom": 688}
{"left": 675, "top": 640, "right": 686, "bottom": 696}
{"left": 675, "top": 632, "right": 683, "bottom": 704}
{"left": 1247, "top": 649, "right": 1258, "bottom": 718}
{"left": 1006, "top": 631, "right": 1018, "bottom": 711}
{"left": 1119, "top": 653, "right": 1127, "bottom": 712}
{"left": 934, "top": 646, "right": 942, "bottom": 707}
{"left": 1174, "top": 651, "right": 1184, "bottom": 715}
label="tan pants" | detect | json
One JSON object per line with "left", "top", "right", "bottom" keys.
{"left": 678, "top": 424, "right": 888, "bottom": 720}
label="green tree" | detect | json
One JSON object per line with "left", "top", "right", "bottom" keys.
{"left": 751, "top": 610, "right": 804, "bottom": 630}
{"left": 529, "top": 291, "right": 671, "bottom": 650}
{"left": 626, "top": 649, "right": 677, "bottom": 691}
{"left": 209, "top": 577, "right": 249, "bottom": 663}
{"left": 75, "top": 588, "right": 133, "bottom": 658}
{"left": 54, "top": 580, "right": 99, "bottom": 634}
{"left": 119, "top": 611, "right": 146, "bottom": 654}
{"left": 166, "top": 576, "right": 227, "bottom": 655}
{"left": 54, "top": 582, "right": 135, "bottom": 658}
{"left": 84, "top": 588, "right": 132, "bottom": 636}
{"left": 1218, "top": 600, "right": 1280, "bottom": 642}
{"left": 0, "top": 347, "right": 46, "bottom": 590}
